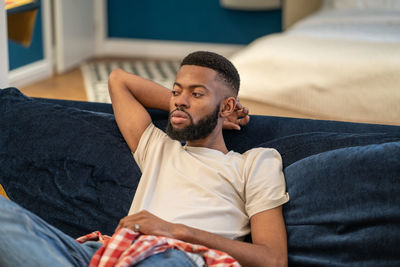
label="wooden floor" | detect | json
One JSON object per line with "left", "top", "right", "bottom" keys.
{"left": 20, "top": 67, "right": 88, "bottom": 101}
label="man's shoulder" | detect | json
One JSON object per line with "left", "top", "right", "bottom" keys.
{"left": 133, "top": 123, "right": 185, "bottom": 166}
{"left": 141, "top": 123, "right": 168, "bottom": 142}
{"left": 135, "top": 123, "right": 182, "bottom": 154}
{"left": 242, "top": 147, "right": 281, "bottom": 159}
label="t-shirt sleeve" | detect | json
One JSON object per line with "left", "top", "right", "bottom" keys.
{"left": 133, "top": 123, "right": 167, "bottom": 170}
{"left": 244, "top": 148, "right": 290, "bottom": 218}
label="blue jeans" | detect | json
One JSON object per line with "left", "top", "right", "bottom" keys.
{"left": 0, "top": 197, "right": 197, "bottom": 267}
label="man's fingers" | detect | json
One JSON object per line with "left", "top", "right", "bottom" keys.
{"left": 235, "top": 101, "right": 243, "bottom": 110}
{"left": 238, "top": 115, "right": 250, "bottom": 126}
{"left": 235, "top": 107, "right": 249, "bottom": 118}
{"left": 225, "top": 121, "right": 241, "bottom": 130}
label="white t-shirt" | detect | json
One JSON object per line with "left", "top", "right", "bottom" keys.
{"left": 129, "top": 123, "right": 289, "bottom": 240}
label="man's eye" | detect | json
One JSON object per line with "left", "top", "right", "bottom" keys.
{"left": 171, "top": 90, "right": 179, "bottom": 96}
{"left": 192, "top": 92, "right": 202, "bottom": 97}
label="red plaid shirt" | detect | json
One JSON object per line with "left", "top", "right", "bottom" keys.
{"left": 76, "top": 228, "right": 241, "bottom": 267}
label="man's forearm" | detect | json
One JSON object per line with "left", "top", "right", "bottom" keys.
{"left": 173, "top": 224, "right": 287, "bottom": 267}
{"left": 117, "top": 210, "right": 287, "bottom": 266}
{"left": 108, "top": 68, "right": 171, "bottom": 111}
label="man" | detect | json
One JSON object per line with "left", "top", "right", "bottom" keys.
{"left": 0, "top": 51, "right": 289, "bottom": 266}
{"left": 109, "top": 51, "right": 289, "bottom": 266}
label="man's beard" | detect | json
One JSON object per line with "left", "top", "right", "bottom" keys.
{"left": 166, "top": 104, "right": 220, "bottom": 142}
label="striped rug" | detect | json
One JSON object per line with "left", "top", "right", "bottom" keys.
{"left": 81, "top": 59, "right": 181, "bottom": 103}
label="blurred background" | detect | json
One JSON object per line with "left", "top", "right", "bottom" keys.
{"left": 0, "top": 0, "right": 313, "bottom": 98}
{"left": 1, "top": 0, "right": 399, "bottom": 125}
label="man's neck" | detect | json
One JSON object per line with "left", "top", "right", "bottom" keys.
{"left": 185, "top": 127, "right": 228, "bottom": 154}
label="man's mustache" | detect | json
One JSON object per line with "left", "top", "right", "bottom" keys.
{"left": 169, "top": 107, "right": 193, "bottom": 121}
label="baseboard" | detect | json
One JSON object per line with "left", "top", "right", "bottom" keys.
{"left": 95, "top": 38, "right": 245, "bottom": 59}
{"left": 8, "top": 59, "right": 52, "bottom": 88}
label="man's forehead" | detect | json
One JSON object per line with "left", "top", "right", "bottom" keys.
{"left": 176, "top": 65, "right": 221, "bottom": 86}
{"left": 177, "top": 65, "right": 217, "bottom": 76}
{"left": 175, "top": 65, "right": 230, "bottom": 97}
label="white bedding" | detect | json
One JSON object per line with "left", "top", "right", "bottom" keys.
{"left": 288, "top": 8, "right": 400, "bottom": 43}
{"left": 231, "top": 8, "right": 400, "bottom": 125}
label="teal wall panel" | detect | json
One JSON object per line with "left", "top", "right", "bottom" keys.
{"left": 8, "top": 3, "right": 44, "bottom": 71}
{"left": 107, "top": 0, "right": 282, "bottom": 45}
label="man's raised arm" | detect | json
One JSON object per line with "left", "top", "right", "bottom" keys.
{"left": 108, "top": 68, "right": 171, "bottom": 152}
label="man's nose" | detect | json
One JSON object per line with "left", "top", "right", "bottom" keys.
{"left": 174, "top": 92, "right": 190, "bottom": 108}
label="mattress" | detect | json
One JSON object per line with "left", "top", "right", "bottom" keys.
{"left": 231, "top": 8, "right": 400, "bottom": 125}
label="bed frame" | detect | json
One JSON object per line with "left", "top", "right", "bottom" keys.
{"left": 283, "top": 0, "right": 322, "bottom": 29}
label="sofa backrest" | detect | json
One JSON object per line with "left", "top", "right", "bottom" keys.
{"left": 1, "top": 87, "right": 400, "bottom": 266}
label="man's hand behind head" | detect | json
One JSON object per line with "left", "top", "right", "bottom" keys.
{"left": 223, "top": 100, "right": 250, "bottom": 131}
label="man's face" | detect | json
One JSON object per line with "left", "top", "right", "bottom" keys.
{"left": 166, "top": 103, "right": 220, "bottom": 141}
{"left": 166, "top": 65, "right": 226, "bottom": 141}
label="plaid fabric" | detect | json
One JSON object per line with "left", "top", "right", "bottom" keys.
{"left": 76, "top": 228, "right": 241, "bottom": 267}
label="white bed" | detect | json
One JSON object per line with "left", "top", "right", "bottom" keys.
{"left": 231, "top": 0, "right": 400, "bottom": 125}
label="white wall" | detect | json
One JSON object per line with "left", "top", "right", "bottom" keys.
{"left": 54, "top": 0, "right": 94, "bottom": 73}
{"left": 0, "top": 1, "right": 9, "bottom": 88}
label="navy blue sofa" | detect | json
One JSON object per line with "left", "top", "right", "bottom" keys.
{"left": 1, "top": 87, "right": 399, "bottom": 266}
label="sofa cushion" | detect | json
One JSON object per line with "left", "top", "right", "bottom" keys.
{"left": 283, "top": 141, "right": 400, "bottom": 266}
{"left": 223, "top": 115, "right": 400, "bottom": 154}
{"left": 258, "top": 131, "right": 400, "bottom": 168}
{"left": 0, "top": 88, "right": 141, "bottom": 238}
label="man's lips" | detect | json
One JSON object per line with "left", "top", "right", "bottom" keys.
{"left": 170, "top": 110, "right": 189, "bottom": 124}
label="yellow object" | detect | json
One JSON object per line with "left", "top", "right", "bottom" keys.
{"left": 5, "top": 0, "right": 35, "bottom": 10}
{"left": 0, "top": 184, "right": 10, "bottom": 200}
{"left": 7, "top": 8, "right": 37, "bottom": 47}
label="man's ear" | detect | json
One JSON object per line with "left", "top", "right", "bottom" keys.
{"left": 220, "top": 97, "right": 237, "bottom": 118}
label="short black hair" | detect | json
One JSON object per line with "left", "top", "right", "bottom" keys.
{"left": 180, "top": 51, "right": 240, "bottom": 96}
